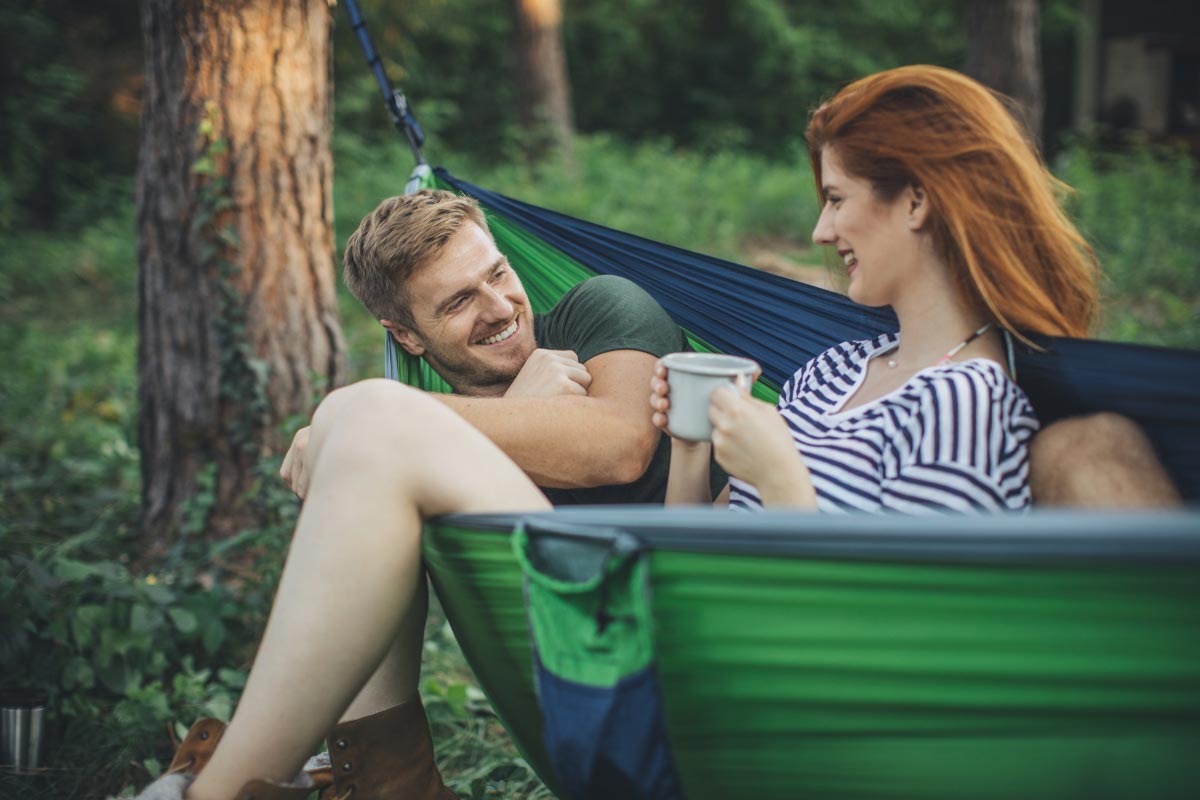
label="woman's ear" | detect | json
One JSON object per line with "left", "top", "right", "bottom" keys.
{"left": 906, "top": 184, "right": 931, "bottom": 231}
{"left": 380, "top": 320, "right": 426, "bottom": 357}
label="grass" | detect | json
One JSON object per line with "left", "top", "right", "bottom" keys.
{"left": 2, "top": 134, "right": 1197, "bottom": 798}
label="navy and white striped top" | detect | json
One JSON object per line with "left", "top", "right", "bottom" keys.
{"left": 728, "top": 334, "right": 1038, "bottom": 514}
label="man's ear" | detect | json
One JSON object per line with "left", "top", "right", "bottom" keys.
{"left": 906, "top": 184, "right": 931, "bottom": 231}
{"left": 380, "top": 320, "right": 425, "bottom": 357}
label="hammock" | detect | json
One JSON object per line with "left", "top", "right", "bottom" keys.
{"left": 387, "top": 166, "right": 1200, "bottom": 799}
{"left": 390, "top": 164, "right": 1200, "bottom": 502}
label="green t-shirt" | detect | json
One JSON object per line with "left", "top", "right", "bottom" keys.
{"left": 534, "top": 275, "right": 727, "bottom": 505}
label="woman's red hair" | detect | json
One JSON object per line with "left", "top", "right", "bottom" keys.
{"left": 806, "top": 65, "right": 1098, "bottom": 338}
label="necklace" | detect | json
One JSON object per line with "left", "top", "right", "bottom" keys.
{"left": 886, "top": 323, "right": 993, "bottom": 369}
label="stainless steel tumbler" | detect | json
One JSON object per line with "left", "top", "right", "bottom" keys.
{"left": 1, "top": 692, "right": 46, "bottom": 771}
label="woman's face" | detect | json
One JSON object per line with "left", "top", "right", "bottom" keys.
{"left": 811, "top": 148, "right": 924, "bottom": 308}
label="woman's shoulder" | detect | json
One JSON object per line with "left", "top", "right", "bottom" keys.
{"left": 909, "top": 358, "right": 1038, "bottom": 431}
{"left": 922, "top": 358, "right": 1027, "bottom": 397}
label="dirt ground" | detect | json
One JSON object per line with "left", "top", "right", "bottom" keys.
{"left": 741, "top": 237, "right": 843, "bottom": 293}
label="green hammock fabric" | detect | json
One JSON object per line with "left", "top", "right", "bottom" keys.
{"left": 423, "top": 510, "right": 1200, "bottom": 800}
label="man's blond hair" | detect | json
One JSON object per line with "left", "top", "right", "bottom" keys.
{"left": 343, "top": 190, "right": 489, "bottom": 327}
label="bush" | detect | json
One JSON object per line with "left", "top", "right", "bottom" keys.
{"left": 1056, "top": 139, "right": 1200, "bottom": 348}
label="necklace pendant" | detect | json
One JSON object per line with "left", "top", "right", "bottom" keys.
{"left": 886, "top": 359, "right": 897, "bottom": 369}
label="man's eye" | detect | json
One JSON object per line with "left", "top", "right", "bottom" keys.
{"left": 446, "top": 297, "right": 467, "bottom": 312}
{"left": 490, "top": 267, "right": 507, "bottom": 283}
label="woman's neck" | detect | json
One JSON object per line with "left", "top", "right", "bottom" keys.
{"left": 887, "top": 267, "right": 992, "bottom": 371}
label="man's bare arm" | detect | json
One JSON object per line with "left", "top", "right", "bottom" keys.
{"left": 437, "top": 349, "right": 661, "bottom": 488}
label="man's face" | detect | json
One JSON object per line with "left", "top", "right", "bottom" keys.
{"left": 387, "top": 222, "right": 537, "bottom": 396}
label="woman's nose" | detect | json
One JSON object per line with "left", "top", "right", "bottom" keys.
{"left": 812, "top": 206, "right": 835, "bottom": 246}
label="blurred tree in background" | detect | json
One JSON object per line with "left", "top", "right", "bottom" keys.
{"left": 966, "top": 0, "right": 1045, "bottom": 144}
{"left": 512, "top": 0, "right": 575, "bottom": 161}
{"left": 4, "top": 0, "right": 1088, "bottom": 233}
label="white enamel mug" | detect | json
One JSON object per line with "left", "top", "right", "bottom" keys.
{"left": 660, "top": 352, "right": 759, "bottom": 442}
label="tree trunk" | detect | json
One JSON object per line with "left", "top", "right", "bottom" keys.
{"left": 137, "top": 0, "right": 345, "bottom": 548}
{"left": 512, "top": 0, "right": 575, "bottom": 161}
{"left": 966, "top": 0, "right": 1044, "bottom": 145}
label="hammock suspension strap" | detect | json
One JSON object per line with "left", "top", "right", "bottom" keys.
{"left": 342, "top": 0, "right": 426, "bottom": 166}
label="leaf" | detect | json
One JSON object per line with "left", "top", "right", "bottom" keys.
{"left": 142, "top": 583, "right": 176, "bottom": 605}
{"left": 62, "top": 656, "right": 94, "bottom": 689}
{"left": 218, "top": 668, "right": 246, "bottom": 688}
{"left": 201, "top": 619, "right": 225, "bottom": 655}
{"left": 167, "top": 607, "right": 198, "bottom": 635}
{"left": 205, "top": 694, "right": 233, "bottom": 723}
{"left": 53, "top": 558, "right": 98, "bottom": 583}
{"left": 97, "top": 659, "right": 134, "bottom": 694}
{"left": 130, "top": 604, "right": 162, "bottom": 635}
{"left": 191, "top": 156, "right": 216, "bottom": 176}
{"left": 216, "top": 226, "right": 240, "bottom": 248}
{"left": 72, "top": 604, "right": 106, "bottom": 648}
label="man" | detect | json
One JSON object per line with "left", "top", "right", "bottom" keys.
{"left": 267, "top": 190, "right": 720, "bottom": 800}
{"left": 282, "top": 189, "right": 724, "bottom": 505}
{"left": 1031, "top": 413, "right": 1182, "bottom": 507}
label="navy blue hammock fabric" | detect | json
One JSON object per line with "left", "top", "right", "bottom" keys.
{"left": 435, "top": 168, "right": 1200, "bottom": 503}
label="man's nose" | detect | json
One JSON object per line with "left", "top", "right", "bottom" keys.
{"left": 480, "top": 285, "right": 514, "bottom": 319}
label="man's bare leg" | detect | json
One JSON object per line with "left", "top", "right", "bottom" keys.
{"left": 189, "top": 380, "right": 550, "bottom": 798}
{"left": 1030, "top": 412, "right": 1183, "bottom": 508}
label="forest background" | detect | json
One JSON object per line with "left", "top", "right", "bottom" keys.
{"left": 2, "top": 1, "right": 1198, "bottom": 798}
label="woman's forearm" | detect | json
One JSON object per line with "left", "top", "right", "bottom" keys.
{"left": 665, "top": 440, "right": 714, "bottom": 505}
{"left": 755, "top": 459, "right": 819, "bottom": 509}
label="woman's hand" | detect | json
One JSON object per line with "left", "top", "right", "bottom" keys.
{"left": 651, "top": 360, "right": 716, "bottom": 504}
{"left": 649, "top": 361, "right": 672, "bottom": 434}
{"left": 709, "top": 383, "right": 818, "bottom": 508}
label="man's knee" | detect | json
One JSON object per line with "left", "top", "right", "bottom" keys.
{"left": 1030, "top": 413, "right": 1181, "bottom": 508}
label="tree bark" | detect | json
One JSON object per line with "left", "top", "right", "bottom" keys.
{"left": 966, "top": 0, "right": 1044, "bottom": 145}
{"left": 512, "top": 0, "right": 575, "bottom": 161}
{"left": 137, "top": 0, "right": 345, "bottom": 548}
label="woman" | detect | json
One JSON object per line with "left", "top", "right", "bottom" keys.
{"left": 652, "top": 65, "right": 1098, "bottom": 512}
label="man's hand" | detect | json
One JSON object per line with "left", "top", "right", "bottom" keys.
{"left": 280, "top": 425, "right": 312, "bottom": 499}
{"left": 503, "top": 349, "right": 592, "bottom": 398}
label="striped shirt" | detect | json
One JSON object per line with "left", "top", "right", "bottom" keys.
{"left": 728, "top": 334, "right": 1038, "bottom": 514}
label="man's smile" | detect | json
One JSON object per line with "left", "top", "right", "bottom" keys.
{"left": 475, "top": 316, "right": 520, "bottom": 346}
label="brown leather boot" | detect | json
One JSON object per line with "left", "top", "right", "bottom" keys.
{"left": 131, "top": 718, "right": 315, "bottom": 800}
{"left": 306, "top": 699, "right": 456, "bottom": 800}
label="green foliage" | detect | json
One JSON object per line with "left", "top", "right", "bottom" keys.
{"left": 567, "top": 0, "right": 963, "bottom": 155}
{"left": 336, "top": 131, "right": 818, "bottom": 267}
{"left": 0, "top": 1, "right": 139, "bottom": 232}
{"left": 0, "top": 532, "right": 276, "bottom": 795}
{"left": 1057, "top": 139, "right": 1200, "bottom": 348}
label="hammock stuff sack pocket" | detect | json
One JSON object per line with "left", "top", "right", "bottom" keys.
{"left": 513, "top": 520, "right": 686, "bottom": 800}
